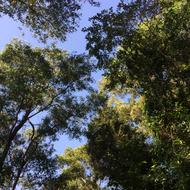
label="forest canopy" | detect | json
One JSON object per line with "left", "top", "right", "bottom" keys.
{"left": 0, "top": 0, "right": 190, "bottom": 189}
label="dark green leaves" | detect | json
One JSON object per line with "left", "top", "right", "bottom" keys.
{"left": 84, "top": 0, "right": 190, "bottom": 189}
{"left": 87, "top": 108, "right": 153, "bottom": 189}
{"left": 0, "top": 39, "right": 93, "bottom": 189}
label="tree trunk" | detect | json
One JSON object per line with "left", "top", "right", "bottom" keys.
{"left": 0, "top": 135, "right": 14, "bottom": 183}
{"left": 12, "top": 120, "right": 36, "bottom": 190}
{"left": 0, "top": 109, "right": 31, "bottom": 184}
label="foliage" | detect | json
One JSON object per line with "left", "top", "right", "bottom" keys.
{"left": 0, "top": 39, "right": 93, "bottom": 189}
{"left": 1, "top": 0, "right": 190, "bottom": 189}
{"left": 85, "top": 0, "right": 190, "bottom": 189}
{"left": 0, "top": 0, "right": 99, "bottom": 41}
{"left": 46, "top": 146, "right": 106, "bottom": 190}
{"left": 86, "top": 90, "right": 154, "bottom": 189}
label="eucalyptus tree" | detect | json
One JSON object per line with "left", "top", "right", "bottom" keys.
{"left": 0, "top": 39, "right": 93, "bottom": 189}
{"left": 0, "top": 0, "right": 100, "bottom": 189}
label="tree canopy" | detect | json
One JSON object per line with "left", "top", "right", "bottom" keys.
{"left": 0, "top": 0, "right": 99, "bottom": 41}
{"left": 84, "top": 0, "right": 190, "bottom": 189}
{"left": 1, "top": 0, "right": 190, "bottom": 189}
{"left": 0, "top": 39, "right": 92, "bottom": 189}
{"left": 46, "top": 146, "right": 107, "bottom": 190}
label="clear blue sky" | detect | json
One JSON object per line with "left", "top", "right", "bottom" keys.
{"left": 0, "top": 0, "right": 120, "bottom": 154}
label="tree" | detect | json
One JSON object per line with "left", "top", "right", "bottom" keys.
{"left": 8, "top": 132, "right": 57, "bottom": 190}
{"left": 46, "top": 146, "right": 107, "bottom": 190}
{"left": 85, "top": 0, "right": 190, "bottom": 129}
{"left": 85, "top": 0, "right": 190, "bottom": 189}
{"left": 0, "top": 39, "right": 92, "bottom": 189}
{"left": 86, "top": 86, "right": 154, "bottom": 189}
{"left": 0, "top": 0, "right": 99, "bottom": 41}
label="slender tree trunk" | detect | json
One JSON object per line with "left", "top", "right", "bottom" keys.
{"left": 0, "top": 135, "right": 14, "bottom": 182}
{"left": 0, "top": 131, "right": 20, "bottom": 177}
{"left": 0, "top": 109, "right": 31, "bottom": 184}
{"left": 12, "top": 120, "right": 36, "bottom": 190}
{"left": 12, "top": 164, "right": 25, "bottom": 190}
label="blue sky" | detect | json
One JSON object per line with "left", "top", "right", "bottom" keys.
{"left": 0, "top": 0, "right": 120, "bottom": 154}
{"left": 0, "top": 1, "right": 119, "bottom": 52}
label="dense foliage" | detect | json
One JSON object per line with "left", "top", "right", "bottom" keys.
{"left": 85, "top": 0, "right": 190, "bottom": 189}
{"left": 0, "top": 40, "right": 92, "bottom": 189}
{"left": 1, "top": 0, "right": 190, "bottom": 189}
{"left": 46, "top": 146, "right": 107, "bottom": 190}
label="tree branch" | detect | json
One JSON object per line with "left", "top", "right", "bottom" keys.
{"left": 28, "top": 83, "right": 72, "bottom": 119}
{"left": 12, "top": 120, "right": 36, "bottom": 190}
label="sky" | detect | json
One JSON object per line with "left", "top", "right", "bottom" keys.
{"left": 0, "top": 1, "right": 120, "bottom": 52}
{"left": 0, "top": 0, "right": 120, "bottom": 155}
